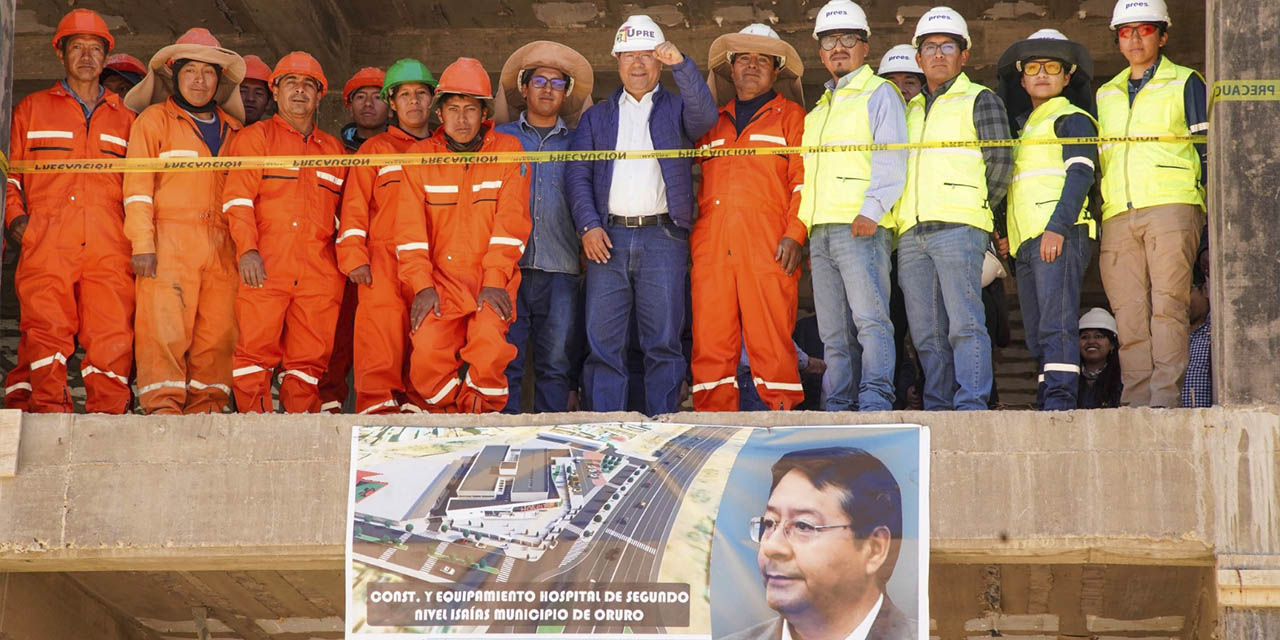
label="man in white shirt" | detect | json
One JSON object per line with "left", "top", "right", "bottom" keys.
{"left": 725, "top": 447, "right": 916, "bottom": 640}
{"left": 566, "top": 15, "right": 717, "bottom": 415}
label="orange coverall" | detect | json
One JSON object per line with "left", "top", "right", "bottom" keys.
{"left": 390, "top": 127, "right": 531, "bottom": 413}
{"left": 336, "top": 126, "right": 426, "bottom": 414}
{"left": 4, "top": 83, "right": 136, "bottom": 413}
{"left": 690, "top": 94, "right": 807, "bottom": 411}
{"left": 124, "top": 99, "right": 242, "bottom": 414}
{"left": 222, "top": 115, "right": 348, "bottom": 413}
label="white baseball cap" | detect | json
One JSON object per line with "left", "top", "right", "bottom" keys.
{"left": 613, "top": 15, "right": 665, "bottom": 56}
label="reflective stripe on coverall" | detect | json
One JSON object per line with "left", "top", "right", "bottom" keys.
{"left": 5, "top": 83, "right": 136, "bottom": 413}
{"left": 390, "top": 127, "right": 531, "bottom": 413}
{"left": 691, "top": 94, "right": 806, "bottom": 411}
{"left": 124, "top": 98, "right": 242, "bottom": 414}
{"left": 223, "top": 115, "right": 348, "bottom": 413}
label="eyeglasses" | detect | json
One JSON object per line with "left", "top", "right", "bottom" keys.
{"left": 530, "top": 76, "right": 569, "bottom": 92}
{"left": 819, "top": 33, "right": 867, "bottom": 51}
{"left": 1117, "top": 23, "right": 1160, "bottom": 39}
{"left": 1021, "top": 60, "right": 1066, "bottom": 76}
{"left": 748, "top": 516, "right": 854, "bottom": 544}
{"left": 920, "top": 42, "right": 961, "bottom": 57}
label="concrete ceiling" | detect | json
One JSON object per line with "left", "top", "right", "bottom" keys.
{"left": 12, "top": 0, "right": 1207, "bottom": 112}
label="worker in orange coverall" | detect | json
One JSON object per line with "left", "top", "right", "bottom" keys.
{"left": 4, "top": 9, "right": 136, "bottom": 413}
{"left": 690, "top": 25, "right": 807, "bottom": 411}
{"left": 221, "top": 51, "right": 347, "bottom": 413}
{"left": 336, "top": 58, "right": 437, "bottom": 414}
{"left": 121, "top": 28, "right": 247, "bottom": 414}
{"left": 389, "top": 57, "right": 531, "bottom": 413}
{"left": 317, "top": 66, "right": 388, "bottom": 413}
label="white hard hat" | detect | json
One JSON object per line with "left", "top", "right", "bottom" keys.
{"left": 612, "top": 15, "right": 665, "bottom": 56}
{"left": 1110, "top": 0, "right": 1171, "bottom": 29}
{"left": 1079, "top": 307, "right": 1118, "bottom": 335}
{"left": 740, "top": 23, "right": 780, "bottom": 39}
{"left": 813, "top": 0, "right": 871, "bottom": 39}
{"left": 1027, "top": 28, "right": 1069, "bottom": 40}
{"left": 878, "top": 44, "right": 924, "bottom": 75}
{"left": 912, "top": 6, "right": 972, "bottom": 49}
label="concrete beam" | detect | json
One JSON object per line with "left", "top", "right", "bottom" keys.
{"left": 0, "top": 409, "right": 21, "bottom": 478}
{"left": 0, "top": 572, "right": 160, "bottom": 640}
{"left": 0, "top": 408, "right": 1274, "bottom": 572}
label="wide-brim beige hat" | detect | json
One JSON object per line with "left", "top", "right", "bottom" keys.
{"left": 125, "top": 42, "right": 247, "bottom": 123}
{"left": 494, "top": 41, "right": 594, "bottom": 127}
{"left": 707, "top": 32, "right": 804, "bottom": 107}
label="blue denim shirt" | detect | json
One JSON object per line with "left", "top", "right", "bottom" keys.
{"left": 496, "top": 113, "right": 579, "bottom": 275}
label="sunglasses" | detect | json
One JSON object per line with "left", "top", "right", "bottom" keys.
{"left": 529, "top": 76, "right": 569, "bottom": 92}
{"left": 819, "top": 33, "right": 867, "bottom": 51}
{"left": 1020, "top": 60, "right": 1066, "bottom": 76}
{"left": 920, "top": 42, "right": 961, "bottom": 57}
{"left": 1117, "top": 23, "right": 1160, "bottom": 39}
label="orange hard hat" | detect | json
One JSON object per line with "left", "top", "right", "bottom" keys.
{"left": 52, "top": 9, "right": 115, "bottom": 53}
{"left": 105, "top": 53, "right": 146, "bottom": 76}
{"left": 432, "top": 57, "right": 493, "bottom": 104}
{"left": 175, "top": 27, "right": 221, "bottom": 48}
{"left": 343, "top": 67, "right": 386, "bottom": 106}
{"left": 243, "top": 55, "right": 272, "bottom": 84}
{"left": 270, "top": 51, "right": 328, "bottom": 94}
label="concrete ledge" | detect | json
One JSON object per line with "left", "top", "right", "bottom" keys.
{"left": 0, "top": 408, "right": 1274, "bottom": 572}
{"left": 0, "top": 409, "right": 19, "bottom": 478}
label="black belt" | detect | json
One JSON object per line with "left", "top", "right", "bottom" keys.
{"left": 607, "top": 213, "right": 673, "bottom": 228}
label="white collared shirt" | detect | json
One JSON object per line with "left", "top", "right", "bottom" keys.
{"left": 607, "top": 87, "right": 668, "bottom": 217}
{"left": 780, "top": 594, "right": 883, "bottom": 640}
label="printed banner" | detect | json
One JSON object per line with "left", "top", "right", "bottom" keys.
{"left": 346, "top": 423, "right": 930, "bottom": 639}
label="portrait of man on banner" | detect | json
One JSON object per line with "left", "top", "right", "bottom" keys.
{"left": 711, "top": 429, "right": 927, "bottom": 640}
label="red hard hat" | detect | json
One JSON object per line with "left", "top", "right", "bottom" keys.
{"left": 270, "top": 51, "right": 329, "bottom": 94}
{"left": 243, "top": 55, "right": 273, "bottom": 84}
{"left": 175, "top": 27, "right": 221, "bottom": 48}
{"left": 105, "top": 53, "right": 146, "bottom": 76}
{"left": 52, "top": 9, "right": 115, "bottom": 53}
{"left": 434, "top": 58, "right": 493, "bottom": 100}
{"left": 343, "top": 67, "right": 386, "bottom": 106}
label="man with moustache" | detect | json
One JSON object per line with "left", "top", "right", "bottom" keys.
{"left": 690, "top": 24, "right": 806, "bottom": 412}
{"left": 4, "top": 9, "right": 136, "bottom": 413}
{"left": 799, "top": 0, "right": 908, "bottom": 413}
{"left": 337, "top": 58, "right": 436, "bottom": 414}
{"left": 222, "top": 52, "right": 348, "bottom": 413}
{"left": 567, "top": 15, "right": 717, "bottom": 415}
{"left": 728, "top": 447, "right": 914, "bottom": 640}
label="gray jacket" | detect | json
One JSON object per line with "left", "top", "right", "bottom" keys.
{"left": 719, "top": 597, "right": 916, "bottom": 640}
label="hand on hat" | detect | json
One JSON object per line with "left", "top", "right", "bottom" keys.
{"left": 653, "top": 42, "right": 684, "bottom": 67}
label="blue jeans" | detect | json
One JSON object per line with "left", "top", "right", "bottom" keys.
{"left": 897, "top": 222, "right": 992, "bottom": 410}
{"left": 808, "top": 224, "right": 896, "bottom": 411}
{"left": 583, "top": 223, "right": 689, "bottom": 415}
{"left": 502, "top": 269, "right": 581, "bottom": 413}
{"left": 1015, "top": 226, "right": 1094, "bottom": 411}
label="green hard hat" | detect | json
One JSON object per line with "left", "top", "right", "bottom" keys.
{"left": 381, "top": 58, "right": 437, "bottom": 100}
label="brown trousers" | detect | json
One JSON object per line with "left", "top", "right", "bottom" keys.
{"left": 1100, "top": 203, "right": 1205, "bottom": 407}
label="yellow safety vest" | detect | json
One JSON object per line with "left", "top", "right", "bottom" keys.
{"left": 1096, "top": 56, "right": 1204, "bottom": 220}
{"left": 894, "top": 72, "right": 994, "bottom": 235}
{"left": 799, "top": 65, "right": 901, "bottom": 230}
{"left": 1008, "top": 97, "right": 1097, "bottom": 257}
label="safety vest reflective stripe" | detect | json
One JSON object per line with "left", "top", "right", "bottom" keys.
{"left": 799, "top": 65, "right": 895, "bottom": 229}
{"left": 894, "top": 72, "right": 994, "bottom": 235}
{"left": 1097, "top": 56, "right": 1205, "bottom": 220}
{"left": 1007, "top": 96, "right": 1097, "bottom": 257}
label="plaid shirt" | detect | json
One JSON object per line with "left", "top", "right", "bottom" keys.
{"left": 1181, "top": 314, "right": 1212, "bottom": 408}
{"left": 923, "top": 76, "right": 1014, "bottom": 210}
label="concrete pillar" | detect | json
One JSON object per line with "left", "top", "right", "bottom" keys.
{"left": 1207, "top": 0, "right": 1280, "bottom": 405}
{"left": 0, "top": 0, "right": 14, "bottom": 317}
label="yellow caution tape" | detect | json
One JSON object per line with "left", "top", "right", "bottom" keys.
{"left": 1209, "top": 80, "right": 1280, "bottom": 112}
{"left": 0, "top": 134, "right": 1205, "bottom": 175}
